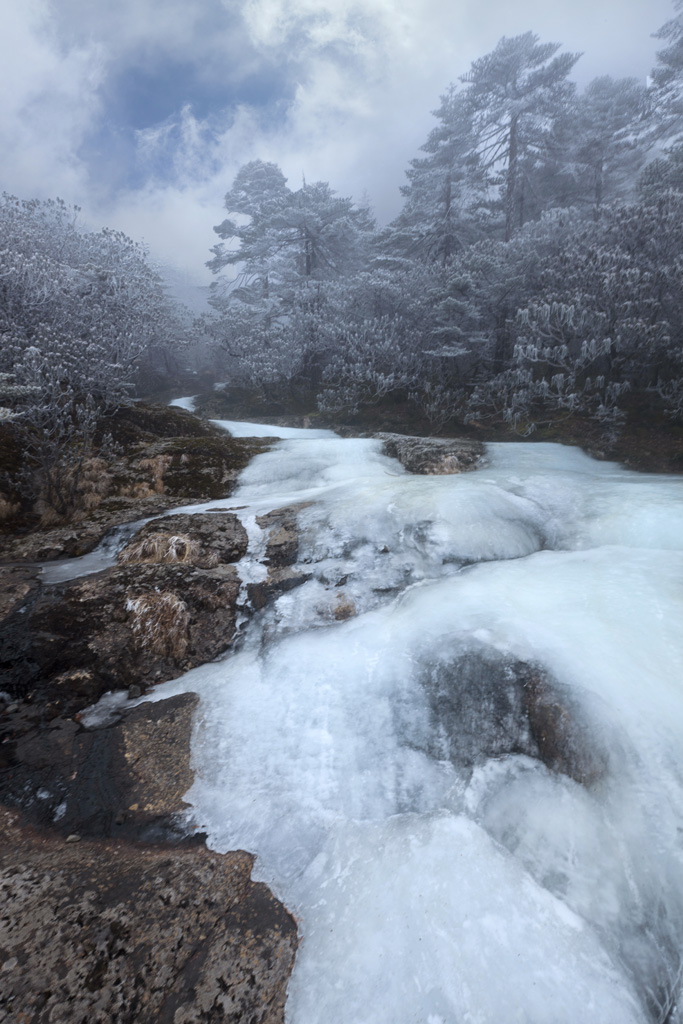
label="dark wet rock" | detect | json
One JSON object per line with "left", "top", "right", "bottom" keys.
{"left": 1, "top": 563, "right": 241, "bottom": 714}
{"left": 1, "top": 693, "right": 200, "bottom": 841}
{"left": 417, "top": 645, "right": 609, "bottom": 786}
{"left": 247, "top": 567, "right": 312, "bottom": 611}
{"left": 521, "top": 665, "right": 609, "bottom": 786}
{"left": 118, "top": 512, "right": 249, "bottom": 569}
{"left": 376, "top": 433, "right": 485, "bottom": 474}
{"left": 0, "top": 806, "right": 297, "bottom": 1024}
{"left": 0, "top": 564, "right": 40, "bottom": 620}
{"left": 0, "top": 566, "right": 42, "bottom": 707}
{"left": 256, "top": 504, "right": 309, "bottom": 567}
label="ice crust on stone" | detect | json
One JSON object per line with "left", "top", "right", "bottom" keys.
{"left": 40, "top": 519, "right": 150, "bottom": 583}
{"left": 109, "top": 437, "right": 683, "bottom": 1021}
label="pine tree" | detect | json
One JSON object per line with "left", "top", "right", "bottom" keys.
{"left": 651, "top": 0, "right": 683, "bottom": 145}
{"left": 389, "top": 87, "right": 487, "bottom": 263}
{"left": 460, "top": 32, "right": 580, "bottom": 241}
{"left": 571, "top": 77, "right": 648, "bottom": 214}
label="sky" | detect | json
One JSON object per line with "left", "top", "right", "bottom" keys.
{"left": 0, "top": 0, "right": 675, "bottom": 297}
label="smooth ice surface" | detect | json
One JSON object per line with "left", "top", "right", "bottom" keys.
{"left": 210, "top": 417, "right": 336, "bottom": 439}
{"left": 168, "top": 394, "right": 197, "bottom": 411}
{"left": 40, "top": 520, "right": 149, "bottom": 583}
{"left": 122, "top": 438, "right": 683, "bottom": 1022}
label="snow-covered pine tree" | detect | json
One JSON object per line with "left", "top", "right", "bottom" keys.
{"left": 460, "top": 32, "right": 580, "bottom": 241}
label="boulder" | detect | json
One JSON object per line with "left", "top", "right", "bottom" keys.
{"left": 2, "top": 563, "right": 241, "bottom": 715}
{"left": 255, "top": 504, "right": 309, "bottom": 567}
{"left": 118, "top": 512, "right": 249, "bottom": 569}
{"left": 419, "top": 646, "right": 609, "bottom": 786}
{"left": 376, "top": 433, "right": 484, "bottom": 474}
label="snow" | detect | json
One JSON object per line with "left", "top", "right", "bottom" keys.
{"left": 97, "top": 437, "right": 683, "bottom": 1020}
{"left": 210, "top": 417, "right": 336, "bottom": 439}
{"left": 168, "top": 395, "right": 197, "bottom": 411}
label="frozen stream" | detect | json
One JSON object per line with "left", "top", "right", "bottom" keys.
{"left": 133, "top": 429, "right": 683, "bottom": 1022}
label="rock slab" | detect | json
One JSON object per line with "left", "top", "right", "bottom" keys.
{"left": 376, "top": 433, "right": 484, "bottom": 474}
{"left": 0, "top": 806, "right": 297, "bottom": 1024}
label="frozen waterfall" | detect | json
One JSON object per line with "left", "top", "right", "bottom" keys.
{"left": 143, "top": 430, "right": 683, "bottom": 1024}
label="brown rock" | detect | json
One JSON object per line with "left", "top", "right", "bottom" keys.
{"left": 256, "top": 504, "right": 310, "bottom": 567}
{"left": 521, "top": 666, "right": 609, "bottom": 786}
{"left": 118, "top": 512, "right": 248, "bottom": 569}
{"left": 333, "top": 593, "right": 356, "bottom": 621}
{"left": 0, "top": 806, "right": 297, "bottom": 1024}
{"left": 247, "top": 567, "right": 312, "bottom": 611}
{"left": 16, "top": 563, "right": 241, "bottom": 714}
{"left": 0, "top": 496, "right": 203, "bottom": 562}
{"left": 117, "top": 695, "right": 198, "bottom": 820}
{"left": 376, "top": 433, "right": 485, "bottom": 475}
{"left": 116, "top": 435, "right": 272, "bottom": 503}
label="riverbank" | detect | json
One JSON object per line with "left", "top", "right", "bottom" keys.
{"left": 0, "top": 400, "right": 299, "bottom": 1024}
{"left": 171, "top": 381, "right": 683, "bottom": 475}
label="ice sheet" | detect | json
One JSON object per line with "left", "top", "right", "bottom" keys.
{"left": 97, "top": 438, "right": 683, "bottom": 1021}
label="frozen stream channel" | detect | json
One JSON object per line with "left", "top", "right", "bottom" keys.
{"left": 135, "top": 424, "right": 683, "bottom": 1023}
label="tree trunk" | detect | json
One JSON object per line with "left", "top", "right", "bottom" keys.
{"left": 505, "top": 117, "right": 519, "bottom": 243}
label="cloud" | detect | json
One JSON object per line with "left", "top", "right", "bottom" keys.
{"left": 0, "top": 0, "right": 103, "bottom": 199}
{"left": 0, "top": 0, "right": 675, "bottom": 292}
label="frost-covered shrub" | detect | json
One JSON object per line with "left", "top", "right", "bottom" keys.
{"left": 0, "top": 194, "right": 188, "bottom": 515}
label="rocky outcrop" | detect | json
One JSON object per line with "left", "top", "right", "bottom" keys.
{"left": 0, "top": 690, "right": 298, "bottom": 1024}
{"left": 377, "top": 433, "right": 484, "bottom": 474}
{"left": 1, "top": 692, "right": 200, "bottom": 841}
{"left": 419, "top": 646, "right": 609, "bottom": 787}
{"left": 0, "top": 496, "right": 189, "bottom": 562}
{"left": 0, "top": 505, "right": 313, "bottom": 715}
{"left": 256, "top": 504, "right": 309, "bottom": 567}
{"left": 112, "top": 435, "right": 271, "bottom": 504}
{"left": 0, "top": 819, "right": 297, "bottom": 1024}
{"left": 118, "top": 512, "right": 249, "bottom": 569}
{"left": 1, "top": 563, "right": 241, "bottom": 715}
{"left": 0, "top": 434, "right": 273, "bottom": 563}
